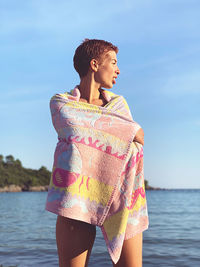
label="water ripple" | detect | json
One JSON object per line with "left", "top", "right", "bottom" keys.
{"left": 0, "top": 190, "right": 200, "bottom": 266}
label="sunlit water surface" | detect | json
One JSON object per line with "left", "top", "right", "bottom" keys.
{"left": 0, "top": 190, "right": 200, "bottom": 267}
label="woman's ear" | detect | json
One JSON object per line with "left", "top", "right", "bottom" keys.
{"left": 90, "top": 59, "right": 98, "bottom": 72}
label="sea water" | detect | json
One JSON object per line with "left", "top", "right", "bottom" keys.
{"left": 0, "top": 190, "right": 200, "bottom": 267}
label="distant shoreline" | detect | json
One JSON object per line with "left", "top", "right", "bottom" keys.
{"left": 0, "top": 184, "right": 159, "bottom": 193}
{"left": 2, "top": 185, "right": 156, "bottom": 193}
{"left": 0, "top": 184, "right": 198, "bottom": 193}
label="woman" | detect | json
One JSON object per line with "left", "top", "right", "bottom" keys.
{"left": 46, "top": 39, "right": 148, "bottom": 267}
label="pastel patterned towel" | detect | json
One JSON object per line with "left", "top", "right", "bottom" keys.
{"left": 45, "top": 87, "right": 148, "bottom": 263}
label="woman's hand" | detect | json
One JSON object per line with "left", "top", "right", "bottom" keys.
{"left": 134, "top": 128, "right": 144, "bottom": 146}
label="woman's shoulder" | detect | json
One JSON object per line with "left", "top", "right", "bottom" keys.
{"left": 49, "top": 91, "right": 75, "bottom": 116}
{"left": 50, "top": 88, "right": 80, "bottom": 102}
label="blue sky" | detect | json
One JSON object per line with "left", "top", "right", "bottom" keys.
{"left": 1, "top": 0, "right": 199, "bottom": 188}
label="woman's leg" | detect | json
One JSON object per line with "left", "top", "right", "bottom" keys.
{"left": 113, "top": 232, "right": 143, "bottom": 267}
{"left": 56, "top": 215, "right": 96, "bottom": 267}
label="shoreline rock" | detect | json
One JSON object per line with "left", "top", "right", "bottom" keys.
{"left": 28, "top": 185, "right": 48, "bottom": 192}
{"left": 0, "top": 184, "right": 22, "bottom": 193}
{"left": 0, "top": 184, "right": 48, "bottom": 193}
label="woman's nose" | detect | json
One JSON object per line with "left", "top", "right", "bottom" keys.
{"left": 116, "top": 66, "right": 120, "bottom": 75}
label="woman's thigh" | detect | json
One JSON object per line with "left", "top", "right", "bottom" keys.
{"left": 56, "top": 215, "right": 96, "bottom": 267}
{"left": 113, "top": 232, "right": 143, "bottom": 267}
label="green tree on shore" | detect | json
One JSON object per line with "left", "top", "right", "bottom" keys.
{"left": 0, "top": 154, "right": 50, "bottom": 189}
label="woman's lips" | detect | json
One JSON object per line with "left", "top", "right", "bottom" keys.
{"left": 113, "top": 77, "right": 117, "bottom": 84}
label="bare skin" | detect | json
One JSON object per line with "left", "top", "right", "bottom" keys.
{"left": 56, "top": 51, "right": 144, "bottom": 266}
{"left": 113, "top": 233, "right": 143, "bottom": 267}
{"left": 56, "top": 216, "right": 142, "bottom": 267}
{"left": 134, "top": 128, "right": 144, "bottom": 146}
{"left": 56, "top": 216, "right": 96, "bottom": 267}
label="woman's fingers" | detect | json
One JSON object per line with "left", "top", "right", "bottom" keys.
{"left": 134, "top": 128, "right": 144, "bottom": 145}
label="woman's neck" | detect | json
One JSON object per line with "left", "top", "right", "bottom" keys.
{"left": 79, "top": 75, "right": 101, "bottom": 104}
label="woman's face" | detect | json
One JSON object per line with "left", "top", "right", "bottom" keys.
{"left": 95, "top": 50, "right": 120, "bottom": 89}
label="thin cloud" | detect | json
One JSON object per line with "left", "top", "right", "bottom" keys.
{"left": 162, "top": 70, "right": 200, "bottom": 96}
{"left": 1, "top": 0, "right": 199, "bottom": 48}
{"left": 1, "top": 0, "right": 133, "bottom": 35}
{"left": 111, "top": 0, "right": 200, "bottom": 43}
{"left": 194, "top": 119, "right": 200, "bottom": 126}
{"left": 1, "top": 85, "right": 51, "bottom": 97}
{"left": 127, "top": 45, "right": 200, "bottom": 72}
